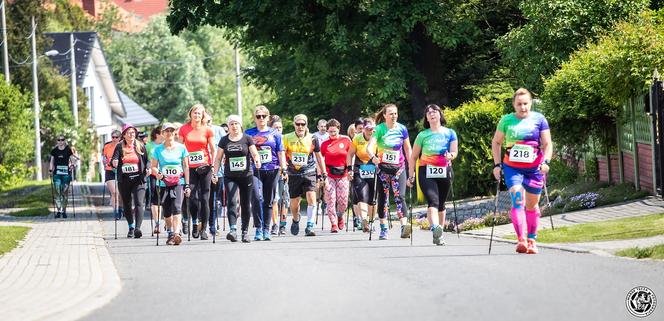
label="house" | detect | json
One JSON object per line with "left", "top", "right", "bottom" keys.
{"left": 45, "top": 31, "right": 159, "bottom": 181}
{"left": 69, "top": 0, "right": 169, "bottom": 32}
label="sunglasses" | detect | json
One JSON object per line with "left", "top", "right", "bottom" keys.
{"left": 111, "top": 136, "right": 119, "bottom": 139}
{"left": 57, "top": 138, "right": 65, "bottom": 141}
{"left": 294, "top": 122, "right": 307, "bottom": 127}
{"left": 255, "top": 114, "right": 268, "bottom": 119}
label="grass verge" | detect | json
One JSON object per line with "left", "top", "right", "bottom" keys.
{"left": 0, "top": 180, "right": 53, "bottom": 212}
{"left": 616, "top": 244, "right": 664, "bottom": 260}
{"left": 10, "top": 207, "right": 50, "bottom": 217}
{"left": 505, "top": 213, "right": 664, "bottom": 243}
{"left": 0, "top": 226, "right": 31, "bottom": 255}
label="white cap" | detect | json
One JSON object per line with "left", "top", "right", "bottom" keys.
{"left": 226, "top": 114, "right": 242, "bottom": 126}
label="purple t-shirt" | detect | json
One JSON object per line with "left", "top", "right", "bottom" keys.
{"left": 245, "top": 127, "right": 285, "bottom": 171}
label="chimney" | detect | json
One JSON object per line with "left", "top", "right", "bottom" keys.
{"left": 82, "top": 0, "right": 96, "bottom": 17}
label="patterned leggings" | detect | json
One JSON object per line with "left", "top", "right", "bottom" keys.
{"left": 324, "top": 176, "right": 349, "bottom": 223}
{"left": 377, "top": 168, "right": 407, "bottom": 219}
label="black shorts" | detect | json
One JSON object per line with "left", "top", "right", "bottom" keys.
{"left": 104, "top": 170, "right": 116, "bottom": 182}
{"left": 288, "top": 173, "right": 317, "bottom": 199}
{"left": 352, "top": 172, "right": 376, "bottom": 205}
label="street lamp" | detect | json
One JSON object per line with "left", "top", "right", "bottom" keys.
{"left": 31, "top": 15, "right": 59, "bottom": 180}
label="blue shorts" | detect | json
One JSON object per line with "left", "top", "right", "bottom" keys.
{"left": 502, "top": 163, "right": 544, "bottom": 195}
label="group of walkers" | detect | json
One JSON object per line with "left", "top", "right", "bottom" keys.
{"left": 56, "top": 87, "right": 552, "bottom": 253}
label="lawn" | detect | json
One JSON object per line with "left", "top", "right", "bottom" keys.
{"left": 0, "top": 226, "right": 31, "bottom": 255}
{"left": 617, "top": 244, "right": 664, "bottom": 260}
{"left": 534, "top": 213, "right": 664, "bottom": 243}
{"left": 0, "top": 180, "right": 53, "bottom": 212}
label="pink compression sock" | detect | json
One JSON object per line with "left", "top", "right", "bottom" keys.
{"left": 510, "top": 208, "right": 525, "bottom": 239}
{"left": 525, "top": 208, "right": 540, "bottom": 239}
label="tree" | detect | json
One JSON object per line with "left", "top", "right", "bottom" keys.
{"left": 0, "top": 81, "right": 33, "bottom": 185}
{"left": 167, "top": 0, "right": 522, "bottom": 126}
{"left": 498, "top": 0, "right": 648, "bottom": 94}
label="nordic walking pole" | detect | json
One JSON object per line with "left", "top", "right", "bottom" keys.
{"left": 149, "top": 176, "right": 154, "bottom": 237}
{"left": 449, "top": 165, "right": 460, "bottom": 238}
{"left": 114, "top": 170, "right": 119, "bottom": 240}
{"left": 346, "top": 191, "right": 351, "bottom": 232}
{"left": 186, "top": 195, "right": 191, "bottom": 242}
{"left": 409, "top": 185, "right": 413, "bottom": 246}
{"left": 543, "top": 182, "right": 554, "bottom": 230}
{"left": 212, "top": 181, "right": 217, "bottom": 244}
{"left": 49, "top": 174, "right": 57, "bottom": 219}
{"left": 70, "top": 179, "right": 76, "bottom": 218}
{"left": 369, "top": 171, "right": 379, "bottom": 241}
{"left": 488, "top": 179, "right": 501, "bottom": 255}
{"left": 156, "top": 184, "right": 162, "bottom": 246}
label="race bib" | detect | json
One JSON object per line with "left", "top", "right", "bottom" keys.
{"left": 426, "top": 165, "right": 447, "bottom": 179}
{"left": 359, "top": 164, "right": 375, "bottom": 179}
{"left": 122, "top": 163, "right": 138, "bottom": 174}
{"left": 162, "top": 165, "right": 182, "bottom": 178}
{"left": 508, "top": 144, "right": 536, "bottom": 163}
{"left": 291, "top": 152, "right": 308, "bottom": 166}
{"left": 381, "top": 150, "right": 400, "bottom": 165}
{"left": 189, "top": 151, "right": 206, "bottom": 165}
{"left": 56, "top": 165, "right": 69, "bottom": 176}
{"left": 258, "top": 149, "right": 272, "bottom": 164}
{"left": 229, "top": 157, "right": 247, "bottom": 172}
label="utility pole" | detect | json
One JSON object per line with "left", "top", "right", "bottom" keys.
{"left": 235, "top": 47, "right": 242, "bottom": 117}
{"left": 70, "top": 33, "right": 78, "bottom": 126}
{"left": 31, "top": 17, "right": 42, "bottom": 181}
{"left": 1, "top": 0, "right": 9, "bottom": 84}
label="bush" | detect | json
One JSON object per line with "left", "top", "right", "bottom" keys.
{"left": 445, "top": 98, "right": 504, "bottom": 197}
{"left": 0, "top": 82, "right": 33, "bottom": 186}
{"left": 547, "top": 157, "right": 579, "bottom": 188}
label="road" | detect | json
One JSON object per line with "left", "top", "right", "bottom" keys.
{"left": 82, "top": 185, "right": 664, "bottom": 321}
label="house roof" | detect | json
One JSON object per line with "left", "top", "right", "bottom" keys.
{"left": 111, "top": 0, "right": 169, "bottom": 21}
{"left": 117, "top": 91, "right": 159, "bottom": 127}
{"left": 44, "top": 31, "right": 96, "bottom": 87}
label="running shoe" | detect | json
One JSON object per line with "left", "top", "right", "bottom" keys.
{"left": 379, "top": 229, "right": 388, "bottom": 240}
{"left": 254, "top": 228, "right": 263, "bottom": 241}
{"left": 270, "top": 224, "right": 278, "bottom": 235}
{"left": 278, "top": 225, "right": 286, "bottom": 236}
{"left": 263, "top": 229, "right": 271, "bottom": 241}
{"left": 200, "top": 230, "right": 209, "bottom": 240}
{"left": 305, "top": 224, "right": 316, "bottom": 237}
{"left": 241, "top": 231, "right": 251, "bottom": 243}
{"left": 56, "top": 211, "right": 61, "bottom": 219}
{"left": 127, "top": 228, "right": 135, "bottom": 238}
{"left": 62, "top": 211, "right": 67, "bottom": 219}
{"left": 192, "top": 223, "right": 200, "bottom": 239}
{"left": 166, "top": 234, "right": 175, "bottom": 245}
{"left": 432, "top": 225, "right": 443, "bottom": 245}
{"left": 338, "top": 216, "right": 345, "bottom": 230}
{"left": 290, "top": 220, "right": 300, "bottom": 236}
{"left": 226, "top": 229, "right": 238, "bottom": 242}
{"left": 331, "top": 224, "right": 339, "bottom": 233}
{"left": 182, "top": 221, "right": 189, "bottom": 234}
{"left": 516, "top": 238, "right": 528, "bottom": 253}
{"left": 354, "top": 216, "right": 362, "bottom": 230}
{"left": 133, "top": 228, "right": 142, "bottom": 239}
{"left": 362, "top": 219, "right": 369, "bottom": 233}
{"left": 174, "top": 233, "right": 183, "bottom": 245}
{"left": 400, "top": 224, "right": 412, "bottom": 239}
{"left": 526, "top": 238, "right": 538, "bottom": 254}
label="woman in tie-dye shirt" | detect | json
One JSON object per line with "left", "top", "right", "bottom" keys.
{"left": 366, "top": 103, "right": 413, "bottom": 240}
{"left": 408, "top": 104, "right": 458, "bottom": 246}
{"left": 491, "top": 88, "right": 553, "bottom": 255}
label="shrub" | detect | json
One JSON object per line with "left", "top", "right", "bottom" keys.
{"left": 457, "top": 217, "right": 485, "bottom": 232}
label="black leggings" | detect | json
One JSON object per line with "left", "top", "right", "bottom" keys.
{"left": 119, "top": 177, "right": 146, "bottom": 228}
{"left": 208, "top": 179, "right": 222, "bottom": 230}
{"left": 417, "top": 166, "right": 451, "bottom": 211}
{"left": 159, "top": 185, "right": 183, "bottom": 218}
{"left": 225, "top": 175, "right": 253, "bottom": 232}
{"left": 352, "top": 171, "right": 376, "bottom": 205}
{"left": 189, "top": 167, "right": 212, "bottom": 229}
{"left": 376, "top": 168, "right": 407, "bottom": 219}
{"left": 252, "top": 169, "right": 279, "bottom": 230}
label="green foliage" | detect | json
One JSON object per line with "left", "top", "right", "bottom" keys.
{"left": 549, "top": 182, "right": 650, "bottom": 214}
{"left": 542, "top": 10, "right": 664, "bottom": 152}
{"left": 547, "top": 157, "right": 579, "bottom": 187}
{"left": 498, "top": 0, "right": 648, "bottom": 93}
{"left": 168, "top": 0, "right": 522, "bottom": 126}
{"left": 584, "top": 156, "right": 599, "bottom": 181}
{"left": 0, "top": 81, "right": 33, "bottom": 185}
{"left": 445, "top": 98, "right": 504, "bottom": 197}
{"left": 0, "top": 226, "right": 31, "bottom": 256}
{"left": 617, "top": 244, "right": 664, "bottom": 259}
{"left": 0, "top": 181, "right": 51, "bottom": 209}
{"left": 535, "top": 212, "right": 664, "bottom": 243}
{"left": 106, "top": 16, "right": 272, "bottom": 124}
{"left": 45, "top": 0, "right": 94, "bottom": 32}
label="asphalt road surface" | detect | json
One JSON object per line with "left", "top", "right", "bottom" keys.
{"left": 82, "top": 185, "right": 664, "bottom": 321}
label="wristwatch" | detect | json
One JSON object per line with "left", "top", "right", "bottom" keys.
{"left": 543, "top": 159, "right": 551, "bottom": 165}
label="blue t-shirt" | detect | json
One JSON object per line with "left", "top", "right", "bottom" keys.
{"left": 245, "top": 126, "right": 285, "bottom": 171}
{"left": 151, "top": 142, "right": 189, "bottom": 187}
{"left": 211, "top": 125, "right": 227, "bottom": 177}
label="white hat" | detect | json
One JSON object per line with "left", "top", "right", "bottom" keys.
{"left": 227, "top": 114, "right": 242, "bottom": 126}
